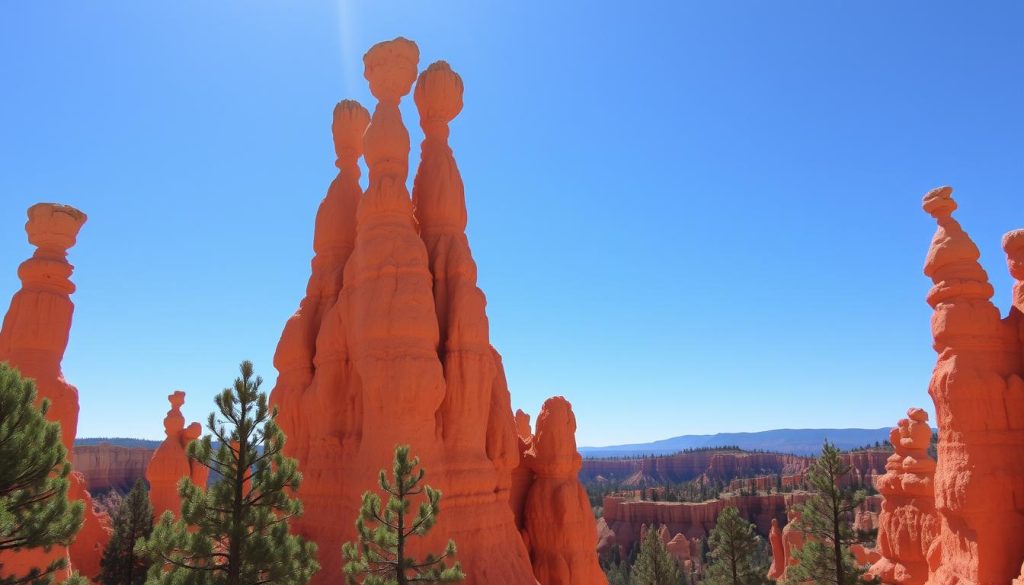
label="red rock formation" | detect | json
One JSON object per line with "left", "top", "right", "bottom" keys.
{"left": 920, "top": 187, "right": 1024, "bottom": 585}
{"left": 599, "top": 492, "right": 812, "bottom": 557}
{"left": 521, "top": 397, "right": 605, "bottom": 585}
{"left": 868, "top": 408, "right": 937, "bottom": 585}
{"left": 780, "top": 508, "right": 806, "bottom": 579}
{"left": 270, "top": 38, "right": 603, "bottom": 585}
{"left": 146, "top": 391, "right": 204, "bottom": 518}
{"left": 72, "top": 444, "right": 155, "bottom": 492}
{"left": 768, "top": 518, "right": 785, "bottom": 580}
{"left": 0, "top": 204, "right": 110, "bottom": 580}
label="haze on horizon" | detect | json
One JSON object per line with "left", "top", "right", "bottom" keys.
{"left": 1, "top": 1, "right": 1021, "bottom": 447}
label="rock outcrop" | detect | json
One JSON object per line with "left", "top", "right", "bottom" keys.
{"left": 768, "top": 518, "right": 785, "bottom": 580}
{"left": 145, "top": 391, "right": 205, "bottom": 518}
{"left": 0, "top": 204, "right": 110, "bottom": 580}
{"left": 269, "top": 38, "right": 602, "bottom": 585}
{"left": 520, "top": 397, "right": 606, "bottom": 585}
{"left": 867, "top": 408, "right": 937, "bottom": 585}
{"left": 920, "top": 187, "right": 1024, "bottom": 585}
{"left": 72, "top": 444, "right": 155, "bottom": 492}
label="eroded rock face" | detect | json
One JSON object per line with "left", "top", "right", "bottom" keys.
{"left": 72, "top": 444, "right": 155, "bottom": 492}
{"left": 521, "top": 397, "right": 605, "bottom": 585}
{"left": 0, "top": 204, "right": 110, "bottom": 580}
{"left": 768, "top": 518, "right": 785, "bottom": 580}
{"left": 145, "top": 391, "right": 205, "bottom": 518}
{"left": 921, "top": 187, "right": 1024, "bottom": 585}
{"left": 868, "top": 408, "right": 937, "bottom": 585}
{"left": 269, "top": 38, "right": 602, "bottom": 585}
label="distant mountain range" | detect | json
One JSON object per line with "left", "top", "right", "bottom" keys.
{"left": 579, "top": 428, "right": 896, "bottom": 457}
{"left": 78, "top": 427, "right": 900, "bottom": 458}
{"left": 75, "top": 437, "right": 160, "bottom": 448}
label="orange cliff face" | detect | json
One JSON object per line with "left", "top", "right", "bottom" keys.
{"left": 920, "top": 187, "right": 1024, "bottom": 585}
{"left": 868, "top": 408, "right": 937, "bottom": 585}
{"left": 0, "top": 204, "right": 110, "bottom": 580}
{"left": 269, "top": 38, "right": 603, "bottom": 585}
{"left": 768, "top": 518, "right": 785, "bottom": 580}
{"left": 146, "top": 391, "right": 205, "bottom": 518}
{"left": 520, "top": 397, "right": 606, "bottom": 585}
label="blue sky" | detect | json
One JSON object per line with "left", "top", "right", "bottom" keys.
{"left": 1, "top": 1, "right": 1021, "bottom": 446}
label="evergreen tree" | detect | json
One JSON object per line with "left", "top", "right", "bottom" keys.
{"left": 0, "top": 363, "right": 84, "bottom": 585}
{"left": 703, "top": 506, "right": 767, "bottom": 585}
{"left": 99, "top": 479, "right": 153, "bottom": 585}
{"left": 137, "top": 361, "right": 318, "bottom": 585}
{"left": 785, "top": 441, "right": 864, "bottom": 585}
{"left": 342, "top": 445, "right": 464, "bottom": 585}
{"left": 604, "top": 560, "right": 630, "bottom": 585}
{"left": 629, "top": 525, "right": 683, "bottom": 585}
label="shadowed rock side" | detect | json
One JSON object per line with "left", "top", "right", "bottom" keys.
{"left": 269, "top": 38, "right": 602, "bottom": 585}
{"left": 520, "top": 398, "right": 605, "bottom": 585}
{"left": 921, "top": 186, "right": 1024, "bottom": 585}
{"left": 868, "top": 408, "right": 937, "bottom": 585}
{"left": 0, "top": 204, "right": 110, "bottom": 580}
{"left": 146, "top": 391, "right": 206, "bottom": 519}
{"left": 72, "top": 444, "right": 155, "bottom": 492}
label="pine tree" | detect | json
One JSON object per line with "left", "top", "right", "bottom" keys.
{"left": 703, "top": 506, "right": 767, "bottom": 585}
{"left": 137, "top": 361, "right": 318, "bottom": 585}
{"left": 0, "top": 363, "right": 84, "bottom": 585}
{"left": 99, "top": 479, "right": 153, "bottom": 585}
{"left": 342, "top": 445, "right": 464, "bottom": 585}
{"left": 629, "top": 525, "right": 683, "bottom": 585}
{"left": 785, "top": 441, "right": 864, "bottom": 585}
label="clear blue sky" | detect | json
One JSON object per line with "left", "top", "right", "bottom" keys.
{"left": 2, "top": 2, "right": 1022, "bottom": 446}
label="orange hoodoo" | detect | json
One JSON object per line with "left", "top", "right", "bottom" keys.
{"left": 269, "top": 38, "right": 605, "bottom": 585}
{"left": 920, "top": 186, "right": 1024, "bottom": 585}
{"left": 146, "top": 391, "right": 206, "bottom": 519}
{"left": 0, "top": 204, "right": 110, "bottom": 580}
{"left": 868, "top": 408, "right": 937, "bottom": 585}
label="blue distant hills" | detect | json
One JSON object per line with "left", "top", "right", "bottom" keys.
{"left": 77, "top": 427, "right": 899, "bottom": 458}
{"left": 578, "top": 428, "right": 896, "bottom": 457}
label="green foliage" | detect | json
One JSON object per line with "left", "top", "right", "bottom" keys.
{"left": 703, "top": 507, "right": 768, "bottom": 585}
{"left": 0, "top": 363, "right": 84, "bottom": 585}
{"left": 629, "top": 526, "right": 684, "bottom": 585}
{"left": 604, "top": 559, "right": 630, "bottom": 585}
{"left": 137, "top": 361, "right": 318, "bottom": 585}
{"left": 784, "top": 441, "right": 865, "bottom": 585}
{"left": 342, "top": 445, "right": 464, "bottom": 585}
{"left": 99, "top": 479, "right": 153, "bottom": 585}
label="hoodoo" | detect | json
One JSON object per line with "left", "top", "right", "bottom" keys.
{"left": 921, "top": 186, "right": 1024, "bottom": 585}
{"left": 146, "top": 391, "right": 206, "bottom": 518}
{"left": 868, "top": 409, "right": 937, "bottom": 585}
{"left": 269, "top": 38, "right": 604, "bottom": 585}
{"left": 0, "top": 204, "right": 110, "bottom": 579}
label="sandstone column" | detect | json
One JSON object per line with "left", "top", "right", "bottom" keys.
{"left": 921, "top": 186, "right": 1024, "bottom": 585}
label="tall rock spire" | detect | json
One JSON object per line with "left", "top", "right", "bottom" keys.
{"left": 921, "top": 186, "right": 1024, "bottom": 585}
{"left": 267, "top": 99, "right": 370, "bottom": 581}
{"left": 410, "top": 58, "right": 536, "bottom": 581}
{"left": 0, "top": 204, "right": 110, "bottom": 581}
{"left": 146, "top": 391, "right": 205, "bottom": 518}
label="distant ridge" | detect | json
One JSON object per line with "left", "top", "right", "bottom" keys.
{"left": 80, "top": 429, "right": 897, "bottom": 458}
{"left": 579, "top": 428, "right": 894, "bottom": 457}
{"left": 75, "top": 437, "right": 161, "bottom": 449}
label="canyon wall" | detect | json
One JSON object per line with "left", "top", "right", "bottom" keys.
{"left": 72, "top": 444, "right": 154, "bottom": 493}
{"left": 582, "top": 449, "right": 888, "bottom": 487}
